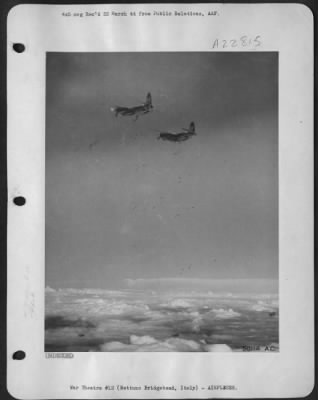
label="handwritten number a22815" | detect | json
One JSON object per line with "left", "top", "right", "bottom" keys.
{"left": 212, "top": 36, "right": 261, "bottom": 49}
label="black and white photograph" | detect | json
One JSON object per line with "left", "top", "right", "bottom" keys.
{"left": 45, "top": 52, "right": 279, "bottom": 353}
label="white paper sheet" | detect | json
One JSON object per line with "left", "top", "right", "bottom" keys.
{"left": 7, "top": 3, "right": 314, "bottom": 398}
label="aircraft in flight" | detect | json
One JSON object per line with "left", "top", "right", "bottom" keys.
{"left": 157, "top": 122, "right": 197, "bottom": 142}
{"left": 110, "top": 92, "right": 153, "bottom": 120}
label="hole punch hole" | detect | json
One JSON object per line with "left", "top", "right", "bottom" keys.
{"left": 12, "top": 350, "right": 26, "bottom": 360}
{"left": 13, "top": 196, "right": 26, "bottom": 206}
{"left": 12, "top": 43, "right": 25, "bottom": 53}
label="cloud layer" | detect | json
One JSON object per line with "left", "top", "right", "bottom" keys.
{"left": 45, "top": 287, "right": 278, "bottom": 352}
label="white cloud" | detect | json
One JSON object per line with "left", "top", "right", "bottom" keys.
{"left": 100, "top": 341, "right": 133, "bottom": 351}
{"left": 45, "top": 286, "right": 56, "bottom": 293}
{"left": 100, "top": 335, "right": 202, "bottom": 352}
{"left": 167, "top": 299, "right": 192, "bottom": 308}
{"left": 211, "top": 308, "right": 241, "bottom": 319}
{"left": 204, "top": 344, "right": 232, "bottom": 352}
{"left": 130, "top": 335, "right": 158, "bottom": 345}
{"left": 250, "top": 300, "right": 276, "bottom": 312}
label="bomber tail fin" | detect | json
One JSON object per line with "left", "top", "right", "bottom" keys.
{"left": 145, "top": 92, "right": 152, "bottom": 107}
{"left": 110, "top": 106, "right": 119, "bottom": 117}
{"left": 189, "top": 121, "right": 195, "bottom": 134}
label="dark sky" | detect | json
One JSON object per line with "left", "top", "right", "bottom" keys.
{"left": 46, "top": 52, "right": 278, "bottom": 289}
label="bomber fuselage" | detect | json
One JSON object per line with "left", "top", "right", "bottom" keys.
{"left": 158, "top": 132, "right": 195, "bottom": 142}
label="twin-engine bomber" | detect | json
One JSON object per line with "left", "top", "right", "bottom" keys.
{"left": 110, "top": 92, "right": 153, "bottom": 121}
{"left": 157, "top": 121, "right": 196, "bottom": 142}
